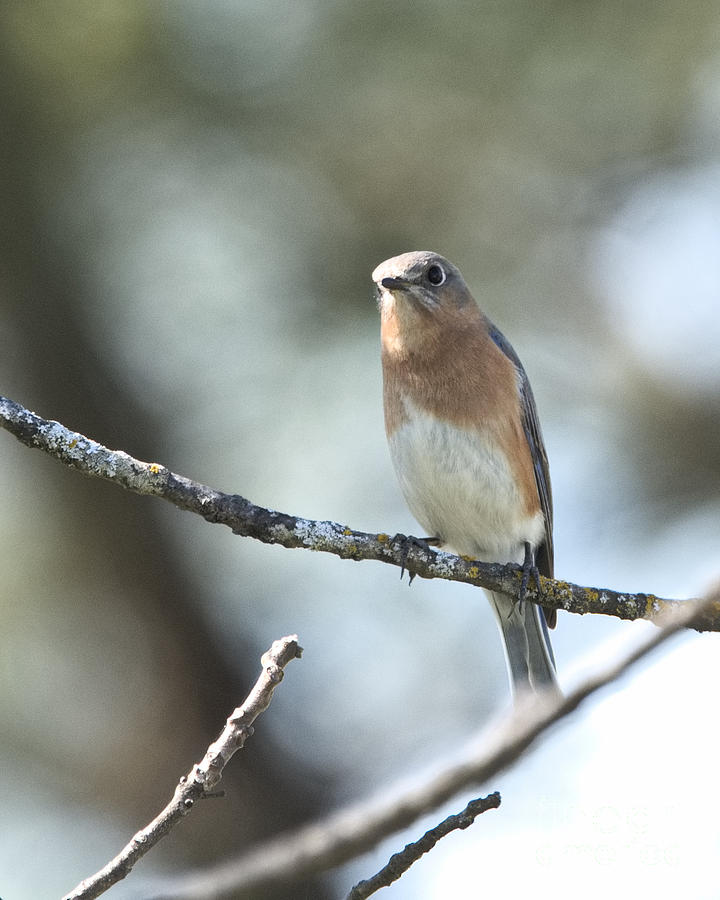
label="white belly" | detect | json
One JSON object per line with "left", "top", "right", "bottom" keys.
{"left": 388, "top": 403, "right": 544, "bottom": 563}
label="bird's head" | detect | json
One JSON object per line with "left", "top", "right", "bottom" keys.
{"left": 373, "top": 251, "right": 480, "bottom": 356}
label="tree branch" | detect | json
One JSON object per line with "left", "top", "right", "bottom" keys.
{"left": 150, "top": 593, "right": 713, "bottom": 899}
{"left": 346, "top": 793, "right": 502, "bottom": 900}
{"left": 61, "top": 635, "right": 303, "bottom": 900}
{"left": 1, "top": 395, "right": 715, "bottom": 629}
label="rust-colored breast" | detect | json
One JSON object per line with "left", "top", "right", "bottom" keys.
{"left": 381, "top": 298, "right": 540, "bottom": 518}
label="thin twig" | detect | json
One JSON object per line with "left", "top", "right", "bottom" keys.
{"left": 62, "top": 635, "right": 303, "bottom": 900}
{"left": 1, "top": 395, "right": 714, "bottom": 629}
{"left": 150, "top": 594, "right": 712, "bottom": 899}
{"left": 346, "top": 793, "right": 502, "bottom": 900}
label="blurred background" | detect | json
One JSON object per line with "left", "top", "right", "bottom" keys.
{"left": 1, "top": 1, "right": 720, "bottom": 898}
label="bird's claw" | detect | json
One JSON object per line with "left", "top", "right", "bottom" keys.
{"left": 517, "top": 541, "right": 543, "bottom": 607}
{"left": 392, "top": 533, "right": 440, "bottom": 583}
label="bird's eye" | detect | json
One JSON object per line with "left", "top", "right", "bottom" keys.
{"left": 426, "top": 264, "right": 445, "bottom": 286}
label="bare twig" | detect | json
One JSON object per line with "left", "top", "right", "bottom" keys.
{"left": 62, "top": 635, "right": 303, "bottom": 900}
{"left": 346, "top": 793, "right": 502, "bottom": 900}
{"left": 150, "top": 595, "right": 711, "bottom": 899}
{"left": 1, "top": 395, "right": 713, "bottom": 629}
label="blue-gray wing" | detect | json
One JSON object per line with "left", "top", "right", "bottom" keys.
{"left": 489, "top": 324, "right": 555, "bottom": 626}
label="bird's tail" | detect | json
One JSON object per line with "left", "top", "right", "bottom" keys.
{"left": 487, "top": 591, "right": 559, "bottom": 698}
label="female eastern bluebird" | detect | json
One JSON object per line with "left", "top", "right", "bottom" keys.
{"left": 373, "top": 250, "right": 558, "bottom": 698}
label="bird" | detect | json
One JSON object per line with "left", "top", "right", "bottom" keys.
{"left": 373, "top": 250, "right": 558, "bottom": 698}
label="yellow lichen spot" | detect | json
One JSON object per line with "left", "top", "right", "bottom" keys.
{"left": 468, "top": 566, "right": 479, "bottom": 578}
{"left": 149, "top": 463, "right": 162, "bottom": 475}
{"left": 377, "top": 533, "right": 389, "bottom": 542}
{"left": 343, "top": 527, "right": 352, "bottom": 536}
{"left": 68, "top": 438, "right": 77, "bottom": 449}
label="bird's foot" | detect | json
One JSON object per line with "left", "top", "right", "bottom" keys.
{"left": 518, "top": 541, "right": 543, "bottom": 606}
{"left": 392, "top": 533, "right": 441, "bottom": 584}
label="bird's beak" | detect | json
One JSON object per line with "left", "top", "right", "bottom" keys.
{"left": 380, "top": 276, "right": 410, "bottom": 290}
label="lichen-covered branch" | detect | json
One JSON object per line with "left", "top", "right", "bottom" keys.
{"left": 1, "top": 395, "right": 715, "bottom": 630}
{"left": 62, "top": 635, "right": 302, "bottom": 900}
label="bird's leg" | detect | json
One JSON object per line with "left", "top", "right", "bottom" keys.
{"left": 518, "top": 541, "right": 543, "bottom": 605}
{"left": 392, "top": 533, "right": 441, "bottom": 583}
